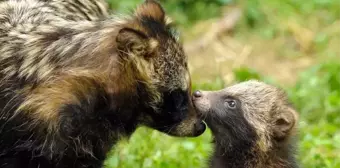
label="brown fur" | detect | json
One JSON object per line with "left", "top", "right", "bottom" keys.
{"left": 192, "top": 80, "right": 299, "bottom": 168}
{"left": 0, "top": 0, "right": 205, "bottom": 167}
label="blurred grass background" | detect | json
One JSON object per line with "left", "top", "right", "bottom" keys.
{"left": 104, "top": 0, "right": 340, "bottom": 167}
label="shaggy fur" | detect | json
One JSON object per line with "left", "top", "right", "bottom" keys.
{"left": 192, "top": 80, "right": 299, "bottom": 168}
{"left": 0, "top": 0, "right": 206, "bottom": 167}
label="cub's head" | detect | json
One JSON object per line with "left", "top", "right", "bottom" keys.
{"left": 115, "top": 0, "right": 206, "bottom": 137}
{"left": 192, "top": 80, "right": 298, "bottom": 148}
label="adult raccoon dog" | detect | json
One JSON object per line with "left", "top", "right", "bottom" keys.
{"left": 0, "top": 0, "right": 206, "bottom": 167}
{"left": 193, "top": 80, "right": 299, "bottom": 168}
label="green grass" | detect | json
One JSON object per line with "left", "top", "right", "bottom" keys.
{"left": 289, "top": 61, "right": 340, "bottom": 168}
{"left": 103, "top": 0, "right": 340, "bottom": 167}
{"left": 105, "top": 128, "right": 213, "bottom": 168}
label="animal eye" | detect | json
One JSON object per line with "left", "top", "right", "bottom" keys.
{"left": 225, "top": 99, "right": 237, "bottom": 109}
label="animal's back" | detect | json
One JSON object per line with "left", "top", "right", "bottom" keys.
{"left": 0, "top": 0, "right": 109, "bottom": 116}
{"left": 0, "top": 1, "right": 53, "bottom": 144}
{"left": 0, "top": 0, "right": 109, "bottom": 88}
{"left": 0, "top": 1, "right": 110, "bottom": 167}
{"left": 0, "top": 0, "right": 204, "bottom": 167}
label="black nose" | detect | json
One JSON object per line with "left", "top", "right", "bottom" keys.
{"left": 193, "top": 121, "right": 206, "bottom": 136}
{"left": 193, "top": 90, "right": 202, "bottom": 98}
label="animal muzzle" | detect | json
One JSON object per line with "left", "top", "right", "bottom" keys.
{"left": 167, "top": 117, "right": 206, "bottom": 137}
{"left": 192, "top": 90, "right": 212, "bottom": 116}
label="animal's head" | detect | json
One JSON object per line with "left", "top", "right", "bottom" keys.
{"left": 115, "top": 0, "right": 206, "bottom": 137}
{"left": 192, "top": 80, "right": 298, "bottom": 148}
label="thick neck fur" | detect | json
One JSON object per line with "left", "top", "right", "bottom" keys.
{"left": 210, "top": 136, "right": 298, "bottom": 168}
{"left": 210, "top": 135, "right": 257, "bottom": 168}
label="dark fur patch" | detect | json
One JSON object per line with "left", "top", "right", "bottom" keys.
{"left": 135, "top": 0, "right": 165, "bottom": 23}
{"left": 140, "top": 16, "right": 168, "bottom": 38}
{"left": 202, "top": 96, "right": 259, "bottom": 167}
{"left": 205, "top": 98, "right": 257, "bottom": 143}
{"left": 145, "top": 89, "right": 189, "bottom": 132}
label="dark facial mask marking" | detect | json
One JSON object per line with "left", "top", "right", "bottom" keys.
{"left": 161, "top": 89, "right": 189, "bottom": 122}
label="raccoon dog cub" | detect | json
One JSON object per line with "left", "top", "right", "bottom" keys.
{"left": 193, "top": 80, "right": 299, "bottom": 168}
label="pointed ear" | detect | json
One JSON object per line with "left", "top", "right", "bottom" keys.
{"left": 272, "top": 107, "right": 298, "bottom": 141}
{"left": 135, "top": 0, "right": 165, "bottom": 22}
{"left": 116, "top": 28, "right": 159, "bottom": 58}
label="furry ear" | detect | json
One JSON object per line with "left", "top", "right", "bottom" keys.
{"left": 116, "top": 28, "right": 158, "bottom": 58}
{"left": 273, "top": 107, "right": 298, "bottom": 141}
{"left": 135, "top": 0, "right": 165, "bottom": 22}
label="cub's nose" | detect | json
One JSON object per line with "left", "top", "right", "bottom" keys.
{"left": 193, "top": 90, "right": 202, "bottom": 98}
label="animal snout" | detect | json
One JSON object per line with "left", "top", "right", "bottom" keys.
{"left": 191, "top": 90, "right": 211, "bottom": 115}
{"left": 193, "top": 120, "right": 206, "bottom": 136}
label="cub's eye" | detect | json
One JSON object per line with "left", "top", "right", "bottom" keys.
{"left": 225, "top": 99, "right": 237, "bottom": 109}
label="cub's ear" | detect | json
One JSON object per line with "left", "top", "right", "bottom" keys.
{"left": 135, "top": 0, "right": 165, "bottom": 22}
{"left": 116, "top": 28, "right": 158, "bottom": 58}
{"left": 272, "top": 107, "right": 298, "bottom": 141}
